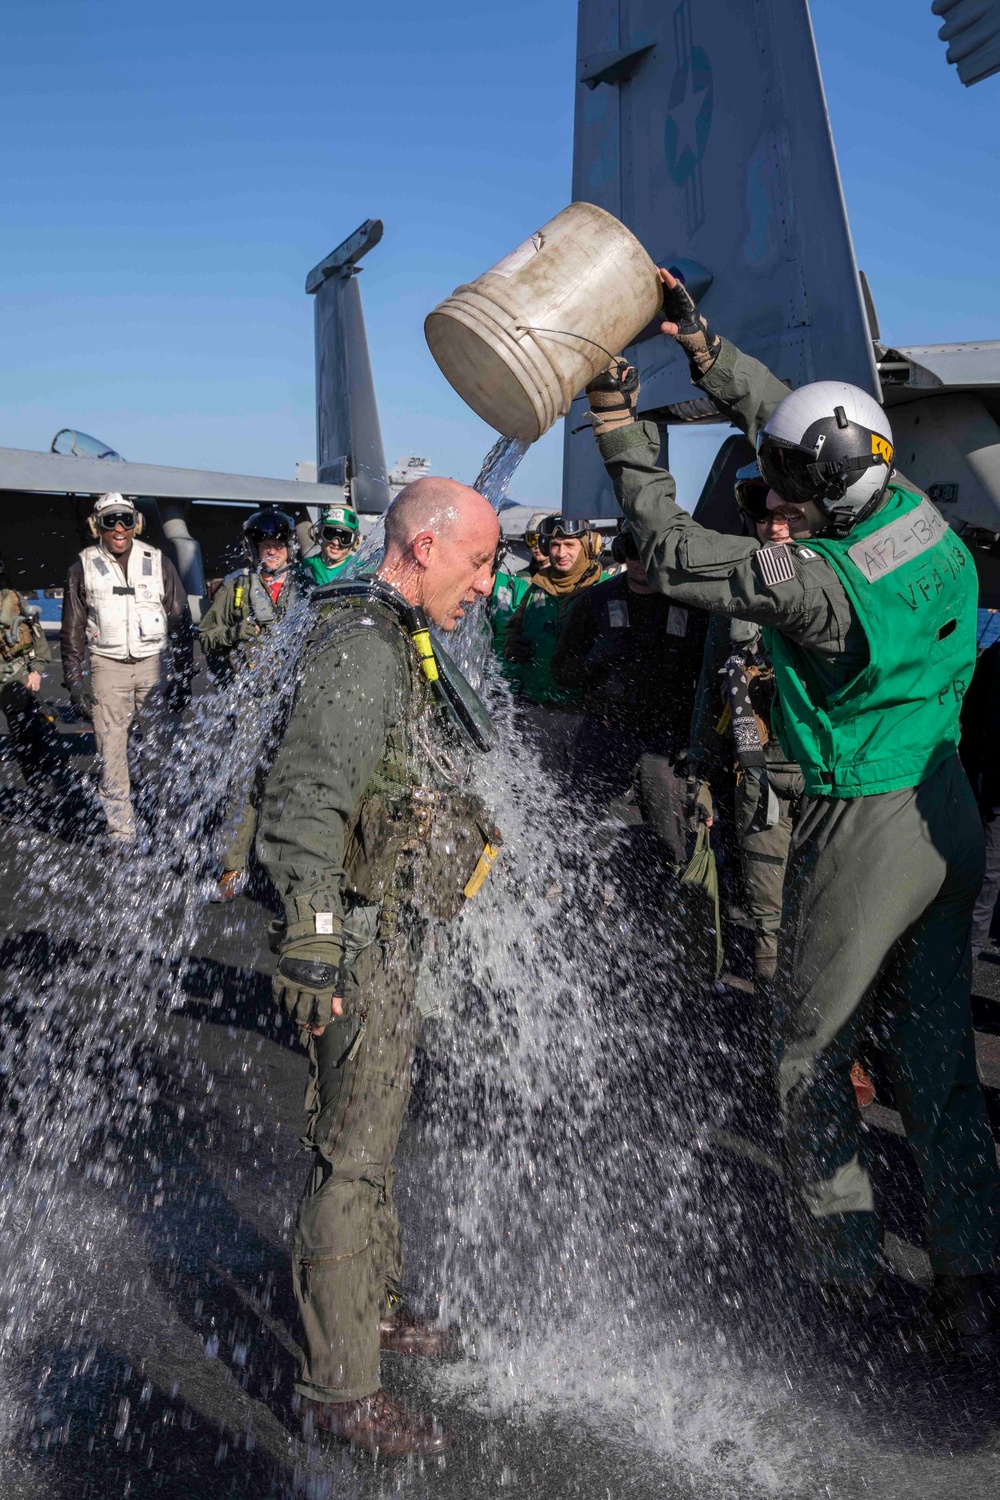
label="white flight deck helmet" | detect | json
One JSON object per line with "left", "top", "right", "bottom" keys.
{"left": 756, "top": 381, "right": 895, "bottom": 537}
{"left": 87, "top": 491, "right": 142, "bottom": 537}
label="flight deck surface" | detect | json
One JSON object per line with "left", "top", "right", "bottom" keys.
{"left": 0, "top": 704, "right": 998, "bottom": 1500}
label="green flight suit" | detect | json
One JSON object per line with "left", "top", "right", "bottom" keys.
{"left": 198, "top": 566, "right": 301, "bottom": 874}
{"left": 690, "top": 612, "right": 804, "bottom": 983}
{"left": 258, "top": 588, "right": 497, "bottom": 1403}
{"left": 597, "top": 337, "right": 998, "bottom": 1286}
{"left": 0, "top": 587, "right": 57, "bottom": 787}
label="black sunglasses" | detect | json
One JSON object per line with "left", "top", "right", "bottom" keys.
{"left": 97, "top": 510, "right": 136, "bottom": 531}
{"left": 321, "top": 527, "right": 355, "bottom": 546}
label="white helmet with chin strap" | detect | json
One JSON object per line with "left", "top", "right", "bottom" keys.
{"left": 756, "top": 381, "right": 895, "bottom": 537}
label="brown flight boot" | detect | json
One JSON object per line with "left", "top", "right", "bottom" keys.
{"left": 380, "top": 1303, "right": 454, "bottom": 1357}
{"left": 213, "top": 869, "right": 246, "bottom": 903}
{"left": 301, "top": 1389, "right": 455, "bottom": 1457}
{"left": 850, "top": 1061, "right": 876, "bottom": 1109}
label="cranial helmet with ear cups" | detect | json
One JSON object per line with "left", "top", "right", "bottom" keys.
{"left": 310, "top": 503, "right": 361, "bottom": 551}
{"left": 756, "top": 381, "right": 895, "bottom": 537}
{"left": 87, "top": 492, "right": 143, "bottom": 538}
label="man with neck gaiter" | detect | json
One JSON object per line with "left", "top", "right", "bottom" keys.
{"left": 502, "top": 514, "right": 607, "bottom": 706}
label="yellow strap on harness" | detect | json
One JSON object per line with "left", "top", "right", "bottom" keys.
{"left": 410, "top": 628, "right": 439, "bottom": 682}
{"left": 463, "top": 842, "right": 500, "bottom": 900}
{"left": 714, "top": 702, "right": 731, "bottom": 735}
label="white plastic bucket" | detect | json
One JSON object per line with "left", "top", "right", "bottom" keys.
{"left": 424, "top": 202, "right": 661, "bottom": 444}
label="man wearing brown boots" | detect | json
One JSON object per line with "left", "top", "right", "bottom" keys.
{"left": 259, "top": 476, "right": 502, "bottom": 1454}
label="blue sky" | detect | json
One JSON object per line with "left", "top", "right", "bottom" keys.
{"left": 1, "top": 0, "right": 998, "bottom": 509}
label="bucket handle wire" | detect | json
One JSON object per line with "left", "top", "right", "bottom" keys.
{"left": 515, "top": 325, "right": 622, "bottom": 365}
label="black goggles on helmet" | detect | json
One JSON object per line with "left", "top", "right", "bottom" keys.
{"left": 538, "top": 516, "right": 590, "bottom": 552}
{"left": 757, "top": 437, "right": 883, "bottom": 509}
{"left": 321, "top": 526, "right": 355, "bottom": 547}
{"left": 733, "top": 463, "right": 770, "bottom": 522}
{"left": 539, "top": 515, "right": 588, "bottom": 540}
{"left": 97, "top": 509, "right": 137, "bottom": 531}
{"left": 247, "top": 528, "right": 290, "bottom": 547}
{"left": 756, "top": 440, "right": 825, "bottom": 507}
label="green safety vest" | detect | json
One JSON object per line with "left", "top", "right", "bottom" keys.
{"left": 490, "top": 568, "right": 530, "bottom": 657}
{"left": 299, "top": 552, "right": 354, "bottom": 588}
{"left": 765, "top": 484, "right": 977, "bottom": 798}
{"left": 508, "top": 569, "right": 609, "bottom": 705}
{"left": 312, "top": 591, "right": 499, "bottom": 923}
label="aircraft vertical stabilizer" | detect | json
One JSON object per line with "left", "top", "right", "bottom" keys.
{"left": 563, "top": 0, "right": 878, "bottom": 517}
{"left": 307, "top": 220, "right": 391, "bottom": 513}
{"left": 933, "top": 0, "right": 1000, "bottom": 87}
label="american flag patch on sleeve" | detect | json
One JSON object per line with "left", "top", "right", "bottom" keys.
{"left": 754, "top": 544, "right": 796, "bottom": 588}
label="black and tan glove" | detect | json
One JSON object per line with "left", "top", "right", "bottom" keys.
{"left": 234, "top": 616, "right": 260, "bottom": 644}
{"left": 660, "top": 276, "right": 721, "bottom": 378}
{"left": 585, "top": 360, "right": 640, "bottom": 438}
{"left": 273, "top": 937, "right": 345, "bottom": 1032}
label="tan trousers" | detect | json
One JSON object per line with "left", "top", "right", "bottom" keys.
{"left": 90, "top": 654, "right": 164, "bottom": 839}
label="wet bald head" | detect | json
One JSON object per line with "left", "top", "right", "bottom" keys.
{"left": 379, "top": 476, "right": 500, "bottom": 631}
{"left": 384, "top": 477, "right": 497, "bottom": 552}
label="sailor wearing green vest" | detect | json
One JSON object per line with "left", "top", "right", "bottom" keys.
{"left": 299, "top": 503, "right": 362, "bottom": 588}
{"left": 585, "top": 270, "right": 998, "bottom": 1355}
{"left": 488, "top": 512, "right": 548, "bottom": 663}
{"left": 503, "top": 515, "right": 608, "bottom": 704}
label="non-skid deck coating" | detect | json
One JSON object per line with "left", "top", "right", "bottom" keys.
{"left": 0, "top": 718, "right": 999, "bottom": 1499}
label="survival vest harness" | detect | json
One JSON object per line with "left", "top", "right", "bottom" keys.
{"left": 0, "top": 589, "right": 37, "bottom": 664}
{"left": 309, "top": 578, "right": 501, "bottom": 940}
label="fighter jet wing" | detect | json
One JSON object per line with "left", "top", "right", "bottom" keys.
{"left": 878, "top": 340, "right": 1000, "bottom": 394}
{"left": 0, "top": 445, "right": 345, "bottom": 506}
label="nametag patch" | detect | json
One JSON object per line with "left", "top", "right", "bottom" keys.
{"left": 608, "top": 600, "right": 629, "bottom": 629}
{"left": 754, "top": 545, "right": 796, "bottom": 588}
{"left": 847, "top": 499, "right": 947, "bottom": 581}
{"left": 142, "top": 554, "right": 153, "bottom": 576}
{"left": 666, "top": 605, "right": 688, "bottom": 637}
{"left": 315, "top": 912, "right": 334, "bottom": 935}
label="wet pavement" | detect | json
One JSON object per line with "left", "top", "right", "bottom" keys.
{"left": 0, "top": 690, "right": 999, "bottom": 1499}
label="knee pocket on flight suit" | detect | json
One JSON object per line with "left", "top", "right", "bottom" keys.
{"left": 295, "top": 1173, "right": 379, "bottom": 1267}
{"left": 293, "top": 1175, "right": 385, "bottom": 1395}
